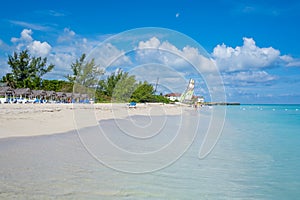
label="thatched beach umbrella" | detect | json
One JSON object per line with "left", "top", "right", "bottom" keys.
{"left": 80, "top": 94, "right": 89, "bottom": 103}
{"left": 73, "top": 93, "right": 81, "bottom": 103}
{"left": 46, "top": 91, "right": 56, "bottom": 101}
{"left": 56, "top": 92, "right": 66, "bottom": 102}
{"left": 0, "top": 87, "right": 14, "bottom": 97}
{"left": 81, "top": 94, "right": 89, "bottom": 99}
{"left": 65, "top": 93, "right": 73, "bottom": 103}
{"left": 56, "top": 92, "right": 66, "bottom": 98}
{"left": 31, "top": 90, "right": 47, "bottom": 99}
{"left": 65, "top": 93, "right": 73, "bottom": 98}
{"left": 14, "top": 88, "right": 32, "bottom": 98}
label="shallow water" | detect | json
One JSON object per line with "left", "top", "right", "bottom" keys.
{"left": 0, "top": 105, "right": 300, "bottom": 199}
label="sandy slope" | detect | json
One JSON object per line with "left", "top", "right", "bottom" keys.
{"left": 0, "top": 103, "right": 187, "bottom": 139}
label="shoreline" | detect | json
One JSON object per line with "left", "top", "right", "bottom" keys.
{"left": 0, "top": 103, "right": 189, "bottom": 139}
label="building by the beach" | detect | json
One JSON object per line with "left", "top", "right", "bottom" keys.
{"left": 165, "top": 93, "right": 181, "bottom": 101}
{"left": 165, "top": 93, "right": 205, "bottom": 103}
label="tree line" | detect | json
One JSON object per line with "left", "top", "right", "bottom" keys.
{"left": 0, "top": 50, "right": 170, "bottom": 103}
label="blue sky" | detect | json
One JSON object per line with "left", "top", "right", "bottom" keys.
{"left": 0, "top": 0, "right": 300, "bottom": 103}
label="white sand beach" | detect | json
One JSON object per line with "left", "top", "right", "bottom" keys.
{"left": 0, "top": 103, "right": 188, "bottom": 139}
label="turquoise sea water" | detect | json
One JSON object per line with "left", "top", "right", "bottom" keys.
{"left": 0, "top": 104, "right": 300, "bottom": 199}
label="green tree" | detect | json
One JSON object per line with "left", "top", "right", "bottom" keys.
{"left": 1, "top": 73, "right": 16, "bottom": 88}
{"left": 95, "top": 71, "right": 170, "bottom": 103}
{"left": 66, "top": 54, "right": 103, "bottom": 88}
{"left": 130, "top": 81, "right": 156, "bottom": 103}
{"left": 153, "top": 94, "right": 170, "bottom": 104}
{"left": 98, "top": 71, "right": 127, "bottom": 96}
{"left": 65, "top": 54, "right": 85, "bottom": 83}
{"left": 6, "top": 50, "right": 54, "bottom": 89}
{"left": 41, "top": 79, "right": 73, "bottom": 92}
{"left": 96, "top": 71, "right": 137, "bottom": 102}
{"left": 112, "top": 72, "right": 137, "bottom": 102}
{"left": 67, "top": 54, "right": 104, "bottom": 99}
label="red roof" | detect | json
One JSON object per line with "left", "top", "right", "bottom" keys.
{"left": 165, "top": 93, "right": 181, "bottom": 97}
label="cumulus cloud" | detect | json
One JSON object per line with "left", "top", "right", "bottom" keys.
{"left": 280, "top": 55, "right": 300, "bottom": 67}
{"left": 213, "top": 37, "right": 282, "bottom": 71}
{"left": 136, "top": 37, "right": 217, "bottom": 73}
{"left": 11, "top": 29, "right": 33, "bottom": 43}
{"left": 27, "top": 40, "right": 51, "bottom": 57}
{"left": 87, "top": 42, "right": 132, "bottom": 69}
{"left": 213, "top": 37, "right": 300, "bottom": 71}
{"left": 138, "top": 37, "right": 161, "bottom": 49}
{"left": 131, "top": 37, "right": 225, "bottom": 98}
{"left": 44, "top": 29, "right": 124, "bottom": 79}
{"left": 42, "top": 30, "right": 132, "bottom": 79}
{"left": 10, "top": 29, "right": 52, "bottom": 57}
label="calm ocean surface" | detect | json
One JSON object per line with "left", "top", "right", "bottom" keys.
{"left": 0, "top": 104, "right": 300, "bottom": 199}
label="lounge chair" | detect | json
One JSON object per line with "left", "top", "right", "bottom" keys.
{"left": 128, "top": 101, "right": 137, "bottom": 108}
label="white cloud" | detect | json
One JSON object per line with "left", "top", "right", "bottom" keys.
{"left": 10, "top": 29, "right": 52, "bottom": 57}
{"left": 132, "top": 37, "right": 225, "bottom": 97}
{"left": 9, "top": 20, "right": 50, "bottom": 31}
{"left": 280, "top": 55, "right": 300, "bottom": 67}
{"left": 234, "top": 71, "right": 276, "bottom": 82}
{"left": 44, "top": 31, "right": 132, "bottom": 79}
{"left": 27, "top": 40, "right": 51, "bottom": 57}
{"left": 136, "top": 37, "right": 217, "bottom": 73}
{"left": 21, "top": 29, "right": 34, "bottom": 42}
{"left": 213, "top": 37, "right": 281, "bottom": 71}
{"left": 128, "top": 64, "right": 186, "bottom": 93}
{"left": 87, "top": 42, "right": 132, "bottom": 69}
{"left": 11, "top": 29, "right": 33, "bottom": 43}
{"left": 57, "top": 28, "right": 76, "bottom": 43}
{"left": 138, "top": 37, "right": 161, "bottom": 49}
{"left": 47, "top": 10, "right": 67, "bottom": 17}
{"left": 223, "top": 70, "right": 277, "bottom": 86}
{"left": 176, "top": 13, "right": 180, "bottom": 18}
{"left": 46, "top": 51, "right": 75, "bottom": 79}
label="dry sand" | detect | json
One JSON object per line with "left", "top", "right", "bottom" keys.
{"left": 0, "top": 103, "right": 189, "bottom": 139}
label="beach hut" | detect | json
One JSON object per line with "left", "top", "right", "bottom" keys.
{"left": 31, "top": 90, "right": 47, "bottom": 103}
{"left": 32, "top": 90, "right": 47, "bottom": 98}
{"left": 46, "top": 91, "right": 56, "bottom": 102}
{"left": 0, "top": 87, "right": 15, "bottom": 103}
{"left": 72, "top": 93, "right": 82, "bottom": 103}
{"left": 0, "top": 87, "right": 14, "bottom": 96}
{"left": 56, "top": 92, "right": 67, "bottom": 103}
{"left": 14, "top": 88, "right": 32, "bottom": 98}
{"left": 0, "top": 86, "right": 14, "bottom": 98}
{"left": 65, "top": 93, "right": 73, "bottom": 103}
{"left": 80, "top": 94, "right": 89, "bottom": 103}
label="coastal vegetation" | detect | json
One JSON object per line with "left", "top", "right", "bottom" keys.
{"left": 4, "top": 50, "right": 54, "bottom": 89}
{"left": 0, "top": 49, "right": 170, "bottom": 103}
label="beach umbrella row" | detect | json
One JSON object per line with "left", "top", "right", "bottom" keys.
{"left": 0, "top": 86, "right": 90, "bottom": 103}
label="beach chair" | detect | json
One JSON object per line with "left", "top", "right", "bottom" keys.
{"left": 128, "top": 101, "right": 136, "bottom": 108}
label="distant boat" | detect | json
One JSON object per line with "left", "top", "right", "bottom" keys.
{"left": 179, "top": 79, "right": 195, "bottom": 104}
